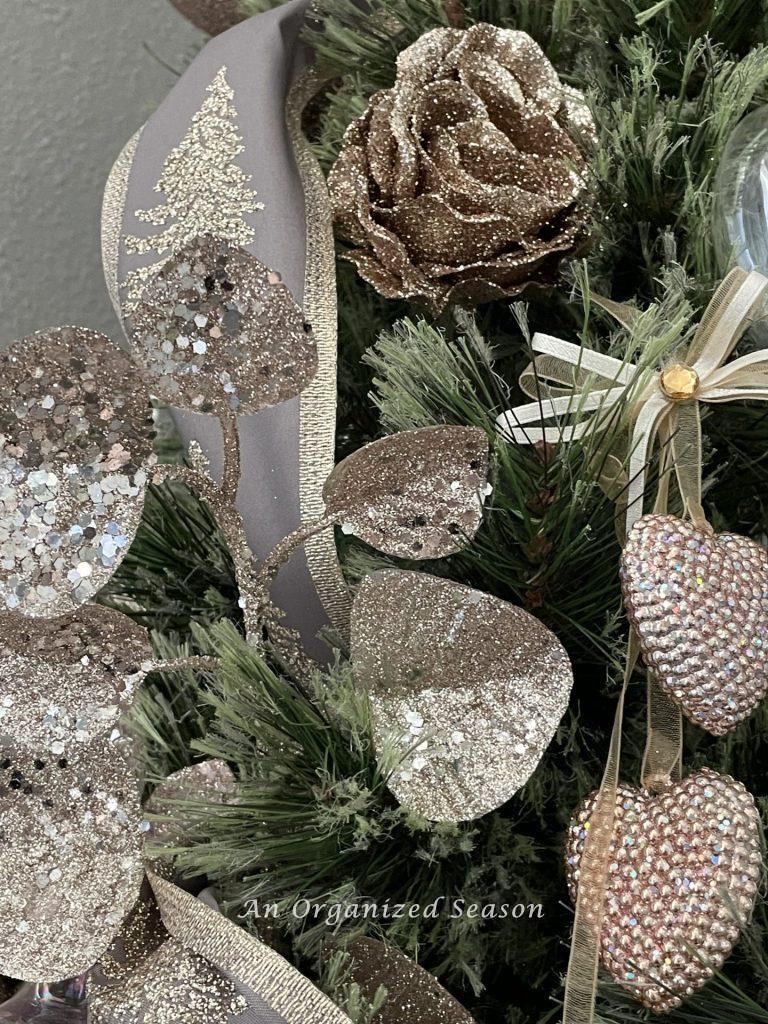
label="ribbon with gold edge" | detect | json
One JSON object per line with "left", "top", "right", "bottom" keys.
{"left": 497, "top": 268, "right": 768, "bottom": 1024}
{"left": 147, "top": 872, "right": 352, "bottom": 1024}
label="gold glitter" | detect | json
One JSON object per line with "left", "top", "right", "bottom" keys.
{"left": 148, "top": 872, "right": 352, "bottom": 1024}
{"left": 328, "top": 24, "right": 594, "bottom": 311}
{"left": 130, "top": 235, "right": 317, "bottom": 415}
{"left": 122, "top": 67, "right": 262, "bottom": 314}
{"left": 98, "top": 881, "right": 168, "bottom": 985}
{"left": 0, "top": 327, "right": 154, "bottom": 617}
{"left": 323, "top": 425, "right": 490, "bottom": 560}
{"left": 621, "top": 515, "right": 768, "bottom": 734}
{"left": 351, "top": 569, "right": 573, "bottom": 821}
{"left": 0, "top": 608, "right": 150, "bottom": 981}
{"left": 565, "top": 768, "right": 761, "bottom": 1012}
{"left": 90, "top": 938, "right": 248, "bottom": 1024}
{"left": 345, "top": 937, "right": 474, "bottom": 1024}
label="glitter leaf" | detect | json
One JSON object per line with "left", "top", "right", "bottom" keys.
{"left": 0, "top": 327, "right": 154, "bottom": 617}
{"left": 566, "top": 768, "right": 761, "bottom": 1012}
{"left": 0, "top": 606, "right": 151, "bottom": 981}
{"left": 351, "top": 569, "right": 573, "bottom": 821}
{"left": 130, "top": 235, "right": 318, "bottom": 415}
{"left": 323, "top": 425, "right": 490, "bottom": 559}
{"left": 621, "top": 514, "right": 768, "bottom": 735}
{"left": 89, "top": 937, "right": 248, "bottom": 1024}
{"left": 344, "top": 937, "right": 476, "bottom": 1024}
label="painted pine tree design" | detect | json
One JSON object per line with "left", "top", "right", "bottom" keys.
{"left": 122, "top": 66, "right": 262, "bottom": 312}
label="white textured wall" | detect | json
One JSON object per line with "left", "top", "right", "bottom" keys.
{"left": 0, "top": 0, "right": 204, "bottom": 344}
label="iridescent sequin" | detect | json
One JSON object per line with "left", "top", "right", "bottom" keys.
{"left": 565, "top": 768, "right": 761, "bottom": 1012}
{"left": 0, "top": 327, "right": 154, "bottom": 617}
{"left": 621, "top": 514, "right": 768, "bottom": 735}
{"left": 130, "top": 235, "right": 318, "bottom": 415}
{"left": 351, "top": 569, "right": 573, "bottom": 821}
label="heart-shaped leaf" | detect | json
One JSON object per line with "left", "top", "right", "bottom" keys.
{"left": 566, "top": 768, "right": 761, "bottom": 1012}
{"left": 351, "top": 569, "right": 572, "bottom": 821}
{"left": 0, "top": 606, "right": 151, "bottom": 981}
{"left": 621, "top": 514, "right": 768, "bottom": 735}
{"left": 130, "top": 235, "right": 318, "bottom": 414}
{"left": 0, "top": 327, "right": 154, "bottom": 617}
{"left": 324, "top": 426, "right": 490, "bottom": 559}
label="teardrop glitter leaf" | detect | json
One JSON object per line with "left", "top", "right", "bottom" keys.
{"left": 145, "top": 760, "right": 235, "bottom": 850}
{"left": 323, "top": 426, "right": 490, "bottom": 559}
{"left": 130, "top": 235, "right": 318, "bottom": 414}
{"left": 0, "top": 327, "right": 154, "bottom": 617}
{"left": 0, "top": 607, "right": 152, "bottom": 981}
{"left": 351, "top": 569, "right": 573, "bottom": 821}
{"left": 343, "top": 937, "right": 476, "bottom": 1024}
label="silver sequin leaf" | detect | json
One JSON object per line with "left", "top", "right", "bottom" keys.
{"left": 344, "top": 937, "right": 476, "bottom": 1024}
{"left": 0, "top": 606, "right": 152, "bottom": 749}
{"left": 566, "top": 769, "right": 761, "bottom": 1012}
{"left": 0, "top": 326, "right": 154, "bottom": 617}
{"left": 323, "top": 425, "right": 490, "bottom": 559}
{"left": 0, "top": 605, "right": 151, "bottom": 981}
{"left": 621, "top": 514, "right": 768, "bottom": 735}
{"left": 351, "top": 569, "right": 573, "bottom": 822}
{"left": 130, "top": 235, "right": 318, "bottom": 415}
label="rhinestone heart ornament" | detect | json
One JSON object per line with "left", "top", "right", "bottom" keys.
{"left": 565, "top": 768, "right": 761, "bottom": 1011}
{"left": 621, "top": 514, "right": 768, "bottom": 735}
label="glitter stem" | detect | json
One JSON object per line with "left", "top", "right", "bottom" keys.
{"left": 252, "top": 514, "right": 339, "bottom": 624}
{"left": 219, "top": 412, "right": 241, "bottom": 507}
{"left": 441, "top": 0, "right": 466, "bottom": 26}
{"left": 153, "top": 655, "right": 220, "bottom": 675}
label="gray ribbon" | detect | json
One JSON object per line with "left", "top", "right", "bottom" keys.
{"left": 102, "top": 0, "right": 347, "bottom": 662}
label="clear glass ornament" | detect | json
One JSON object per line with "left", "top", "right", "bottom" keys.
{"left": 713, "top": 105, "right": 768, "bottom": 346}
{"left": 0, "top": 977, "right": 88, "bottom": 1024}
{"left": 714, "top": 105, "right": 768, "bottom": 275}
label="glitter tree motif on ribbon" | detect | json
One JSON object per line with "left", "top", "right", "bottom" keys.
{"left": 122, "top": 67, "right": 262, "bottom": 312}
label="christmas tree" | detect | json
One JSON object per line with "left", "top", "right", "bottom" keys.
{"left": 123, "top": 65, "right": 262, "bottom": 311}
{"left": 104, "top": 1, "right": 768, "bottom": 1022}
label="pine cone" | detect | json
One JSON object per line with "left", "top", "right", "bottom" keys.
{"left": 328, "top": 24, "right": 594, "bottom": 311}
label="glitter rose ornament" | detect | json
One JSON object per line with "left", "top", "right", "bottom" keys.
{"left": 328, "top": 24, "right": 593, "bottom": 311}
{"left": 167, "top": 0, "right": 245, "bottom": 36}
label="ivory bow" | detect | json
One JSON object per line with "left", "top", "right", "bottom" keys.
{"left": 497, "top": 268, "right": 768, "bottom": 537}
